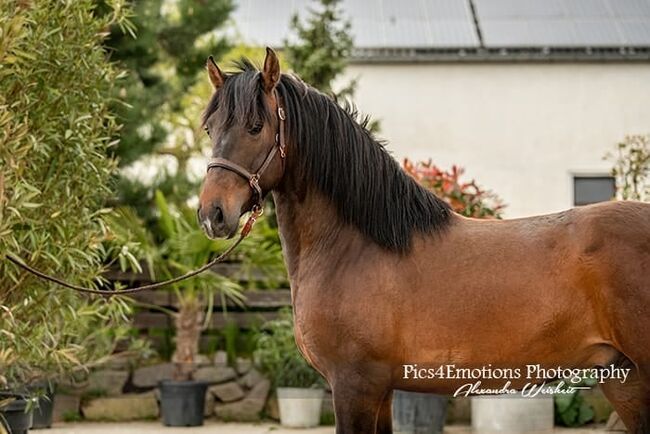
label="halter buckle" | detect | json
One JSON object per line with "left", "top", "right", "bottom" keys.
{"left": 278, "top": 107, "right": 286, "bottom": 121}
{"left": 249, "top": 174, "right": 260, "bottom": 189}
{"left": 251, "top": 204, "right": 264, "bottom": 217}
{"left": 241, "top": 205, "right": 263, "bottom": 237}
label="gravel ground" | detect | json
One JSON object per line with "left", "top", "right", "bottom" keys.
{"left": 47, "top": 422, "right": 609, "bottom": 434}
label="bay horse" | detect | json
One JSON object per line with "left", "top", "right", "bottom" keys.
{"left": 197, "top": 48, "right": 650, "bottom": 433}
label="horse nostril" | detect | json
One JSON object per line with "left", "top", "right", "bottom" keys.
{"left": 213, "top": 205, "right": 224, "bottom": 225}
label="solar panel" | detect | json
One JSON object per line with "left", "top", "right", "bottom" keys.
{"left": 232, "top": 0, "right": 480, "bottom": 49}
{"left": 621, "top": 19, "right": 650, "bottom": 44}
{"left": 475, "top": 0, "right": 650, "bottom": 47}
{"left": 608, "top": 0, "right": 650, "bottom": 18}
{"left": 231, "top": 0, "right": 650, "bottom": 50}
{"left": 563, "top": 0, "right": 610, "bottom": 18}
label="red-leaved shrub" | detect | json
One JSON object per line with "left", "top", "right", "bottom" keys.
{"left": 403, "top": 159, "right": 505, "bottom": 219}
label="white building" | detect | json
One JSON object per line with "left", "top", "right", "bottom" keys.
{"left": 233, "top": 0, "right": 650, "bottom": 217}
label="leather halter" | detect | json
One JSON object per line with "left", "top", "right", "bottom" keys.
{"left": 206, "top": 88, "right": 286, "bottom": 211}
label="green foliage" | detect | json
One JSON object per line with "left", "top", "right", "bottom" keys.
{"left": 148, "top": 190, "right": 286, "bottom": 301}
{"left": 107, "top": 192, "right": 286, "bottom": 372}
{"left": 102, "top": 207, "right": 157, "bottom": 278}
{"left": 62, "top": 410, "right": 83, "bottom": 423}
{"left": 223, "top": 320, "right": 239, "bottom": 365}
{"left": 606, "top": 134, "right": 650, "bottom": 201}
{"left": 0, "top": 0, "right": 140, "bottom": 388}
{"left": 554, "top": 379, "right": 597, "bottom": 427}
{"left": 254, "top": 309, "right": 323, "bottom": 389}
{"left": 104, "top": 0, "right": 233, "bottom": 218}
{"left": 152, "top": 191, "right": 244, "bottom": 308}
{"left": 320, "top": 410, "right": 336, "bottom": 426}
{"left": 285, "top": 0, "right": 354, "bottom": 97}
{"left": 284, "top": 0, "right": 381, "bottom": 131}
{"left": 403, "top": 160, "right": 505, "bottom": 218}
{"left": 106, "top": 0, "right": 233, "bottom": 166}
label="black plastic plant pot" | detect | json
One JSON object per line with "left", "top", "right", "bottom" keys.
{"left": 0, "top": 396, "right": 34, "bottom": 434}
{"left": 31, "top": 387, "right": 55, "bottom": 429}
{"left": 159, "top": 380, "right": 208, "bottom": 427}
{"left": 393, "top": 390, "right": 448, "bottom": 434}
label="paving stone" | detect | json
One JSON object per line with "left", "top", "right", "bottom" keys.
{"left": 194, "top": 354, "right": 212, "bottom": 367}
{"left": 204, "top": 390, "right": 215, "bottom": 417}
{"left": 247, "top": 379, "right": 270, "bottom": 401}
{"left": 82, "top": 392, "right": 158, "bottom": 421}
{"left": 52, "top": 394, "right": 81, "bottom": 422}
{"left": 213, "top": 351, "right": 228, "bottom": 366}
{"left": 238, "top": 368, "right": 265, "bottom": 390}
{"left": 194, "top": 366, "right": 236, "bottom": 384}
{"left": 132, "top": 363, "right": 175, "bottom": 388}
{"left": 209, "top": 382, "right": 245, "bottom": 403}
{"left": 235, "top": 357, "right": 252, "bottom": 375}
{"left": 56, "top": 373, "right": 89, "bottom": 396}
{"left": 87, "top": 370, "right": 129, "bottom": 396}
{"left": 214, "top": 379, "right": 270, "bottom": 422}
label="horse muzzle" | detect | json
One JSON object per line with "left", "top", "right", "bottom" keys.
{"left": 197, "top": 202, "right": 239, "bottom": 239}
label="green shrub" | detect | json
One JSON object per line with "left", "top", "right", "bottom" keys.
{"left": 0, "top": 0, "right": 139, "bottom": 388}
{"left": 606, "top": 134, "right": 650, "bottom": 201}
{"left": 254, "top": 309, "right": 323, "bottom": 389}
{"left": 553, "top": 378, "right": 597, "bottom": 427}
{"left": 403, "top": 159, "right": 505, "bottom": 218}
{"left": 62, "top": 410, "right": 82, "bottom": 423}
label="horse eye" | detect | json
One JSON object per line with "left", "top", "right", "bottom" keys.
{"left": 248, "top": 122, "right": 263, "bottom": 135}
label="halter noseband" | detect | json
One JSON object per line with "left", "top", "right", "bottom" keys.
{"left": 206, "top": 88, "right": 287, "bottom": 211}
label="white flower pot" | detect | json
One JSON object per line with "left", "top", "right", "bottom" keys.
{"left": 277, "top": 387, "right": 324, "bottom": 428}
{"left": 472, "top": 395, "right": 554, "bottom": 433}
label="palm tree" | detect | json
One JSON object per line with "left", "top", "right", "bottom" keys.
{"left": 152, "top": 191, "right": 285, "bottom": 380}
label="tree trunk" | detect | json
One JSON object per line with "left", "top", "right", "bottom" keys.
{"left": 171, "top": 300, "right": 203, "bottom": 381}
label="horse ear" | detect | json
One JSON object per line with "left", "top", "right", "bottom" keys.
{"left": 206, "top": 56, "right": 225, "bottom": 90}
{"left": 261, "top": 47, "right": 280, "bottom": 93}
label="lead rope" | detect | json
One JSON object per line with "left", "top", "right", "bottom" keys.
{"left": 4, "top": 207, "right": 263, "bottom": 297}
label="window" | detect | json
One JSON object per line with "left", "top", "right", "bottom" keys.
{"left": 573, "top": 176, "right": 616, "bottom": 206}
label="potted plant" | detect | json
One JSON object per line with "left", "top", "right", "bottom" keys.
{"left": 147, "top": 191, "right": 285, "bottom": 426}
{"left": 0, "top": 393, "right": 33, "bottom": 434}
{"left": 255, "top": 309, "right": 325, "bottom": 428}
{"left": 29, "top": 382, "right": 55, "bottom": 430}
{"left": 0, "top": 380, "right": 57, "bottom": 433}
{"left": 143, "top": 191, "right": 237, "bottom": 426}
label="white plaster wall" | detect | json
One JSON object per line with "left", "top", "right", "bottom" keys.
{"left": 340, "top": 63, "right": 650, "bottom": 218}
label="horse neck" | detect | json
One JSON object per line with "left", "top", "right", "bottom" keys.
{"left": 271, "top": 185, "right": 362, "bottom": 281}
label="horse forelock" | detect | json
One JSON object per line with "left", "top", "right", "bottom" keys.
{"left": 202, "top": 58, "right": 452, "bottom": 253}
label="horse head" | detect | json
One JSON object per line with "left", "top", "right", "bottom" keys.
{"left": 198, "top": 48, "right": 286, "bottom": 239}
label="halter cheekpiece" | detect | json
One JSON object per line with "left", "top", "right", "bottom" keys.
{"left": 206, "top": 88, "right": 287, "bottom": 212}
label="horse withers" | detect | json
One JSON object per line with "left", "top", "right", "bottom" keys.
{"left": 197, "top": 48, "right": 650, "bottom": 434}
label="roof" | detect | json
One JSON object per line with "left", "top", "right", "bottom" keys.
{"left": 231, "top": 0, "right": 650, "bottom": 62}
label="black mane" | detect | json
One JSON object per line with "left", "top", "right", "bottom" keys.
{"left": 203, "top": 59, "right": 452, "bottom": 253}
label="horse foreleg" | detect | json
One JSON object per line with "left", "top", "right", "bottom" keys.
{"left": 375, "top": 390, "right": 393, "bottom": 434}
{"left": 600, "top": 357, "right": 650, "bottom": 434}
{"left": 331, "top": 372, "right": 387, "bottom": 434}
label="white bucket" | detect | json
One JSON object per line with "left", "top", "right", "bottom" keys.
{"left": 277, "top": 387, "right": 324, "bottom": 428}
{"left": 472, "top": 395, "right": 554, "bottom": 433}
